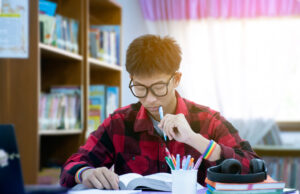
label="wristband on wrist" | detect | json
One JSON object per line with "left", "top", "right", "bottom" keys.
{"left": 194, "top": 140, "right": 217, "bottom": 169}
{"left": 75, "top": 166, "right": 93, "bottom": 184}
{"left": 202, "top": 140, "right": 217, "bottom": 160}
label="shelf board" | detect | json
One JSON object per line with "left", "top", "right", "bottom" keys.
{"left": 39, "top": 43, "right": 83, "bottom": 61}
{"left": 89, "top": 57, "right": 122, "bottom": 71}
{"left": 253, "top": 145, "right": 300, "bottom": 157}
{"left": 39, "top": 129, "right": 82, "bottom": 136}
{"left": 90, "top": 0, "right": 121, "bottom": 10}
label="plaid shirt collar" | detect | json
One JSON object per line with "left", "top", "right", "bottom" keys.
{"left": 133, "top": 91, "right": 190, "bottom": 133}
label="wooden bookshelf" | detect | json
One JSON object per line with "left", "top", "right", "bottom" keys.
{"left": 40, "top": 43, "right": 83, "bottom": 61}
{"left": 88, "top": 57, "right": 122, "bottom": 71}
{"left": 254, "top": 145, "right": 300, "bottom": 157}
{"left": 277, "top": 121, "right": 300, "bottom": 132}
{"left": 39, "top": 129, "right": 82, "bottom": 136}
{"left": 0, "top": 0, "right": 122, "bottom": 184}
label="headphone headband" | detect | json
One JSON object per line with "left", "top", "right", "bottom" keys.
{"left": 207, "top": 159, "right": 267, "bottom": 183}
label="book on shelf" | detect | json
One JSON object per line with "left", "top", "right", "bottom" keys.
{"left": 118, "top": 172, "right": 203, "bottom": 191}
{"left": 39, "top": 13, "right": 79, "bottom": 54}
{"left": 263, "top": 156, "right": 300, "bottom": 190}
{"left": 39, "top": 14, "right": 56, "bottom": 45}
{"left": 205, "top": 175, "right": 285, "bottom": 191}
{"left": 259, "top": 127, "right": 283, "bottom": 146}
{"left": 87, "top": 85, "right": 119, "bottom": 136}
{"left": 39, "top": 86, "right": 81, "bottom": 130}
{"left": 89, "top": 25, "right": 120, "bottom": 65}
{"left": 106, "top": 86, "right": 119, "bottom": 118}
{"left": 89, "top": 85, "right": 106, "bottom": 123}
{"left": 89, "top": 28, "right": 99, "bottom": 59}
{"left": 39, "top": 0, "right": 57, "bottom": 16}
{"left": 88, "top": 104, "right": 101, "bottom": 136}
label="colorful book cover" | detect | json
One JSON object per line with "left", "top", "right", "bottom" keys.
{"left": 89, "top": 29, "right": 99, "bottom": 58}
{"left": 71, "top": 19, "right": 79, "bottom": 54}
{"left": 106, "top": 86, "right": 119, "bottom": 118}
{"left": 205, "top": 176, "right": 285, "bottom": 191}
{"left": 89, "top": 85, "right": 106, "bottom": 123}
{"left": 55, "top": 14, "right": 63, "bottom": 49}
{"left": 39, "top": 0, "right": 57, "bottom": 16}
{"left": 39, "top": 14, "right": 56, "bottom": 45}
{"left": 88, "top": 104, "right": 101, "bottom": 131}
{"left": 90, "top": 25, "right": 120, "bottom": 65}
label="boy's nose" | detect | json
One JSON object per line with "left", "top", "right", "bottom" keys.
{"left": 145, "top": 90, "right": 157, "bottom": 104}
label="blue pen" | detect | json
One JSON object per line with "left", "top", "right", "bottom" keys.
{"left": 159, "top": 106, "right": 167, "bottom": 141}
{"left": 184, "top": 155, "right": 191, "bottom": 170}
{"left": 176, "top": 154, "right": 180, "bottom": 170}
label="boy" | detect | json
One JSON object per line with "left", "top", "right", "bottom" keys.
{"left": 60, "top": 35, "right": 259, "bottom": 189}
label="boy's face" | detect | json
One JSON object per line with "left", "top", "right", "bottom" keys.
{"left": 130, "top": 72, "right": 181, "bottom": 120}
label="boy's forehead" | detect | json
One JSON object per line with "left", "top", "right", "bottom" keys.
{"left": 132, "top": 73, "right": 171, "bottom": 85}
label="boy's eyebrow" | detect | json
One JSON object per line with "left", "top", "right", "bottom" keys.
{"left": 133, "top": 79, "right": 166, "bottom": 86}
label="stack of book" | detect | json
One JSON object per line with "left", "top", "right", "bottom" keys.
{"left": 89, "top": 25, "right": 120, "bottom": 65}
{"left": 263, "top": 156, "right": 300, "bottom": 190}
{"left": 205, "top": 175, "right": 285, "bottom": 194}
{"left": 39, "top": 0, "right": 79, "bottom": 54}
{"left": 39, "top": 86, "right": 81, "bottom": 130}
{"left": 87, "top": 85, "right": 119, "bottom": 136}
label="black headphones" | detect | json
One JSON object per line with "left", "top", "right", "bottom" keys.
{"left": 207, "top": 158, "right": 267, "bottom": 183}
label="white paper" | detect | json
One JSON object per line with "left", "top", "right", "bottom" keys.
{"left": 0, "top": 0, "right": 29, "bottom": 58}
{"left": 68, "top": 189, "right": 142, "bottom": 194}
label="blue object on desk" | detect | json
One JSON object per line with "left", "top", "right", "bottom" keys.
{"left": 0, "top": 124, "right": 68, "bottom": 194}
{"left": 158, "top": 106, "right": 167, "bottom": 141}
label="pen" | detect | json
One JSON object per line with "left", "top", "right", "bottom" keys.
{"left": 165, "top": 156, "right": 175, "bottom": 170}
{"left": 187, "top": 157, "right": 194, "bottom": 170}
{"left": 165, "top": 147, "right": 172, "bottom": 159}
{"left": 176, "top": 154, "right": 180, "bottom": 170}
{"left": 158, "top": 106, "right": 167, "bottom": 141}
{"left": 182, "top": 155, "right": 186, "bottom": 169}
{"left": 191, "top": 162, "right": 194, "bottom": 170}
{"left": 171, "top": 154, "right": 176, "bottom": 167}
{"left": 184, "top": 155, "right": 191, "bottom": 170}
{"left": 193, "top": 155, "right": 203, "bottom": 170}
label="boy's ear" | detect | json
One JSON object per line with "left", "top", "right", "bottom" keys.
{"left": 173, "top": 72, "right": 182, "bottom": 88}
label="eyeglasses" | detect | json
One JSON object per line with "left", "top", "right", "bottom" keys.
{"left": 129, "top": 74, "right": 175, "bottom": 98}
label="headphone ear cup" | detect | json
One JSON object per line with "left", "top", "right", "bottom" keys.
{"left": 250, "top": 158, "right": 265, "bottom": 173}
{"left": 220, "top": 159, "right": 242, "bottom": 174}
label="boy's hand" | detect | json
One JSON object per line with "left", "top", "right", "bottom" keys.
{"left": 81, "top": 167, "right": 119, "bottom": 190}
{"left": 158, "top": 113, "right": 196, "bottom": 144}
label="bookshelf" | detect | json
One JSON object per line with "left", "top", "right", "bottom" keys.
{"left": 0, "top": 0, "right": 122, "bottom": 184}
{"left": 253, "top": 123, "right": 300, "bottom": 189}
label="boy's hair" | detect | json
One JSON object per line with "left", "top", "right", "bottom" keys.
{"left": 126, "top": 34, "right": 182, "bottom": 76}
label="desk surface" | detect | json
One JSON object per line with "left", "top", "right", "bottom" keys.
{"left": 68, "top": 188, "right": 299, "bottom": 194}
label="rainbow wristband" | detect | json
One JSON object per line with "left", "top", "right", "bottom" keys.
{"left": 76, "top": 166, "right": 93, "bottom": 183}
{"left": 203, "top": 140, "right": 217, "bottom": 159}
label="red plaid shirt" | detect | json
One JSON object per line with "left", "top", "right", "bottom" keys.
{"left": 60, "top": 92, "right": 259, "bottom": 188}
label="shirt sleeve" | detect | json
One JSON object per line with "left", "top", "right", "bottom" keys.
{"left": 60, "top": 117, "right": 115, "bottom": 188}
{"left": 207, "top": 112, "right": 260, "bottom": 173}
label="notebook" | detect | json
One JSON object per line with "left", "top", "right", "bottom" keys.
{"left": 0, "top": 124, "right": 68, "bottom": 194}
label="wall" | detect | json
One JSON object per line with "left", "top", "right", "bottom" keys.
{"left": 117, "top": 0, "right": 148, "bottom": 106}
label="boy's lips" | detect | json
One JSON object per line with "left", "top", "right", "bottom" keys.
{"left": 147, "top": 106, "right": 159, "bottom": 112}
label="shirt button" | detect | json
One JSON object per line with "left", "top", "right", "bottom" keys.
{"left": 132, "top": 156, "right": 135, "bottom": 160}
{"left": 162, "top": 164, "right": 165, "bottom": 169}
{"left": 161, "top": 143, "right": 164, "bottom": 147}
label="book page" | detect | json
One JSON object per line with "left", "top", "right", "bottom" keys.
{"left": 144, "top": 173, "right": 172, "bottom": 183}
{"left": 119, "top": 173, "right": 142, "bottom": 188}
{"left": 69, "top": 189, "right": 141, "bottom": 194}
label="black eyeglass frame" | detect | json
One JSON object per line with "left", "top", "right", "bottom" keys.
{"left": 129, "top": 74, "right": 175, "bottom": 98}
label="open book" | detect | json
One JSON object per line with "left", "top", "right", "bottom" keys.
{"left": 118, "top": 172, "right": 203, "bottom": 191}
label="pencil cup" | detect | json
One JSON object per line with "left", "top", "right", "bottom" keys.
{"left": 171, "top": 169, "right": 197, "bottom": 194}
